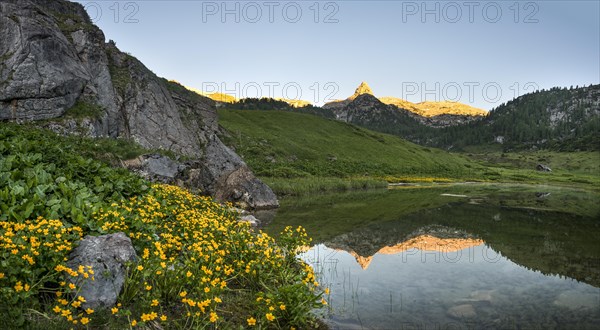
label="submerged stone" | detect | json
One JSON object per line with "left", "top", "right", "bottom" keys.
{"left": 447, "top": 304, "right": 477, "bottom": 319}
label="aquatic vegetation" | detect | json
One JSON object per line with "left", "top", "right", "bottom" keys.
{"left": 382, "top": 176, "right": 455, "bottom": 183}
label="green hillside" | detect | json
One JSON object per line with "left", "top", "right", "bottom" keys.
{"left": 217, "top": 110, "right": 479, "bottom": 182}
{"left": 218, "top": 110, "right": 600, "bottom": 194}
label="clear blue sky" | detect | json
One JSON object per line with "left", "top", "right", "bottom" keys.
{"left": 74, "top": 0, "right": 599, "bottom": 110}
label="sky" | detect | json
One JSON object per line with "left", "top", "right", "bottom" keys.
{"left": 73, "top": 0, "right": 600, "bottom": 110}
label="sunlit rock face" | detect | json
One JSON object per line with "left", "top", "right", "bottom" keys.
{"left": 322, "top": 81, "right": 374, "bottom": 109}
{"left": 349, "top": 82, "right": 374, "bottom": 100}
{"left": 380, "top": 99, "right": 487, "bottom": 118}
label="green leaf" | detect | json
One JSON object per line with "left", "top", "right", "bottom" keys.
{"left": 23, "top": 201, "right": 34, "bottom": 219}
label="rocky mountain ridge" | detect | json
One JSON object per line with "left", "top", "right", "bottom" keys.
{"left": 380, "top": 98, "right": 487, "bottom": 117}
{"left": 178, "top": 81, "right": 486, "bottom": 128}
{"left": 320, "top": 83, "right": 599, "bottom": 151}
{"left": 322, "top": 81, "right": 374, "bottom": 110}
{"left": 0, "top": 0, "right": 278, "bottom": 209}
{"left": 324, "top": 82, "right": 487, "bottom": 127}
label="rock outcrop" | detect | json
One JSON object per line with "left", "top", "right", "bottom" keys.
{"left": 536, "top": 164, "right": 552, "bottom": 172}
{"left": 328, "top": 93, "right": 426, "bottom": 139}
{"left": 322, "top": 81, "right": 374, "bottom": 109}
{"left": 0, "top": 0, "right": 278, "bottom": 208}
{"left": 66, "top": 232, "right": 137, "bottom": 309}
{"left": 350, "top": 81, "right": 374, "bottom": 99}
{"left": 324, "top": 82, "right": 486, "bottom": 127}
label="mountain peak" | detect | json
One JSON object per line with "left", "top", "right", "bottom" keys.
{"left": 350, "top": 81, "right": 374, "bottom": 99}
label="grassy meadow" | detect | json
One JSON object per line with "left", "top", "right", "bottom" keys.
{"left": 218, "top": 109, "right": 600, "bottom": 195}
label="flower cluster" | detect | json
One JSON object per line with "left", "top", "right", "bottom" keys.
{"left": 94, "top": 184, "right": 324, "bottom": 328}
{"left": 0, "top": 217, "right": 97, "bottom": 326}
{"left": 1, "top": 184, "right": 324, "bottom": 328}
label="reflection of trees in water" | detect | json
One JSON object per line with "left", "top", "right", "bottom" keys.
{"left": 321, "top": 203, "right": 600, "bottom": 287}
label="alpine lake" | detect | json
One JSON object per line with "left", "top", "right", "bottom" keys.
{"left": 260, "top": 183, "right": 600, "bottom": 329}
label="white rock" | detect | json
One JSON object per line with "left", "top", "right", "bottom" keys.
{"left": 447, "top": 304, "right": 477, "bottom": 319}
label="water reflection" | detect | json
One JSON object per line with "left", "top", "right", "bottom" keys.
{"left": 330, "top": 232, "right": 484, "bottom": 270}
{"left": 264, "top": 184, "right": 600, "bottom": 329}
{"left": 302, "top": 243, "right": 600, "bottom": 329}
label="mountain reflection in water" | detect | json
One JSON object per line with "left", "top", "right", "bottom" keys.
{"left": 331, "top": 233, "right": 484, "bottom": 270}
{"left": 264, "top": 184, "right": 600, "bottom": 329}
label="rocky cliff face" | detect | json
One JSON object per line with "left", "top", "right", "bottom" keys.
{"left": 0, "top": 0, "right": 278, "bottom": 209}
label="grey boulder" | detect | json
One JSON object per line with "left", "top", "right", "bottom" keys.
{"left": 536, "top": 164, "right": 552, "bottom": 172}
{"left": 66, "top": 232, "right": 137, "bottom": 309}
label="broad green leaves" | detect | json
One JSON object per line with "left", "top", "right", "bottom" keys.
{"left": 0, "top": 124, "right": 147, "bottom": 230}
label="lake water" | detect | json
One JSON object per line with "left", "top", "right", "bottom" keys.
{"left": 263, "top": 184, "right": 600, "bottom": 329}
